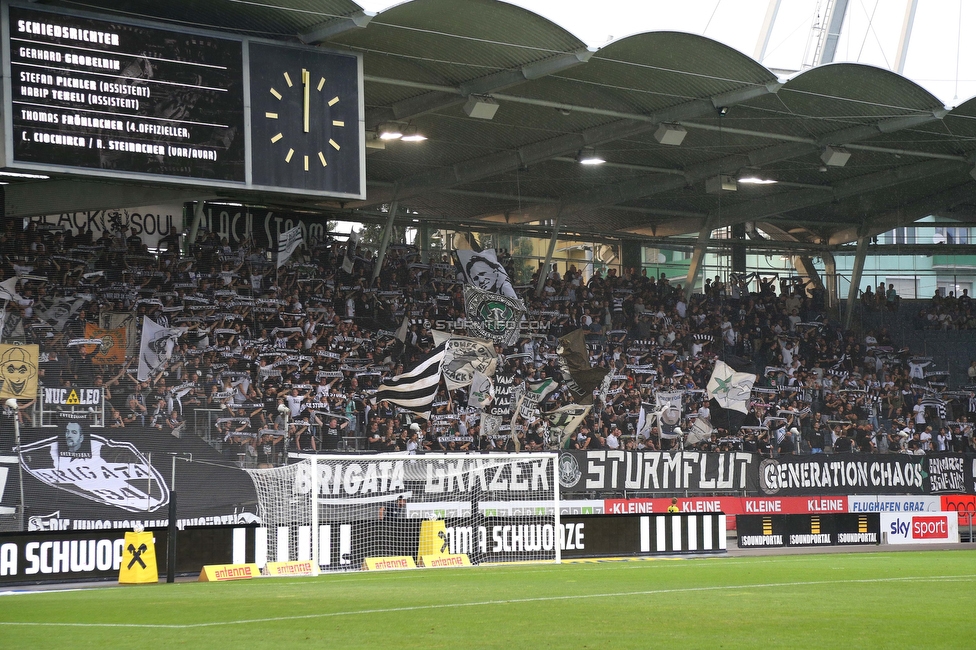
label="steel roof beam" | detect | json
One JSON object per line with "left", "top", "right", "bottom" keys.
{"left": 472, "top": 109, "right": 945, "bottom": 224}
{"left": 712, "top": 158, "right": 959, "bottom": 230}
{"left": 353, "top": 81, "right": 781, "bottom": 208}
{"left": 829, "top": 182, "right": 976, "bottom": 244}
{"left": 299, "top": 11, "right": 375, "bottom": 44}
{"left": 365, "top": 48, "right": 593, "bottom": 128}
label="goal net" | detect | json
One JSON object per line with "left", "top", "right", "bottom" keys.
{"left": 246, "top": 452, "right": 560, "bottom": 571}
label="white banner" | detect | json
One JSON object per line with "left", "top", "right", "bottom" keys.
{"left": 29, "top": 205, "right": 183, "bottom": 250}
{"left": 847, "top": 495, "right": 941, "bottom": 513}
{"left": 881, "top": 512, "right": 958, "bottom": 544}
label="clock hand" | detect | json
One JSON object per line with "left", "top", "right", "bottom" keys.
{"left": 302, "top": 68, "right": 310, "bottom": 133}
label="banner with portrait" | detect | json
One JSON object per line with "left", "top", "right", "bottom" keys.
{"left": 1, "top": 424, "right": 260, "bottom": 533}
{"left": 455, "top": 248, "right": 517, "bottom": 298}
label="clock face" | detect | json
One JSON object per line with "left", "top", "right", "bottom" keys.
{"left": 249, "top": 42, "right": 361, "bottom": 195}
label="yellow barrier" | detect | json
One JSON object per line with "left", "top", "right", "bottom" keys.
{"left": 265, "top": 560, "right": 316, "bottom": 577}
{"left": 198, "top": 563, "right": 260, "bottom": 582}
{"left": 418, "top": 554, "right": 471, "bottom": 568}
{"left": 119, "top": 531, "right": 157, "bottom": 584}
{"left": 363, "top": 556, "right": 417, "bottom": 571}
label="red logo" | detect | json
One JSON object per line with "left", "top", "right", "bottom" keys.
{"left": 912, "top": 516, "right": 949, "bottom": 539}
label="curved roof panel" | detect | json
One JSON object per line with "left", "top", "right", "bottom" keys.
{"left": 13, "top": 1, "right": 976, "bottom": 248}
{"left": 779, "top": 63, "right": 944, "bottom": 121}
{"left": 561, "top": 31, "right": 778, "bottom": 114}
{"left": 333, "top": 0, "right": 586, "bottom": 71}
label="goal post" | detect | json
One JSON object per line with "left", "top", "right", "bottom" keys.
{"left": 246, "top": 453, "right": 561, "bottom": 571}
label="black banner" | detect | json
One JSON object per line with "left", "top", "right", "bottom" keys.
{"left": 558, "top": 450, "right": 758, "bottom": 494}
{"left": 757, "top": 454, "right": 926, "bottom": 496}
{"left": 925, "top": 454, "right": 968, "bottom": 494}
{"left": 199, "top": 203, "right": 334, "bottom": 251}
{"left": 0, "top": 424, "right": 259, "bottom": 532}
{"left": 0, "top": 525, "right": 243, "bottom": 585}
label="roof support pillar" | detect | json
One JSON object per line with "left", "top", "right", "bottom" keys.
{"left": 843, "top": 231, "right": 869, "bottom": 330}
{"left": 818, "top": 0, "right": 850, "bottom": 64}
{"left": 821, "top": 251, "right": 838, "bottom": 310}
{"left": 793, "top": 255, "right": 822, "bottom": 296}
{"left": 684, "top": 218, "right": 715, "bottom": 301}
{"left": 753, "top": 0, "right": 782, "bottom": 63}
{"left": 535, "top": 211, "right": 563, "bottom": 297}
{"left": 371, "top": 198, "right": 399, "bottom": 283}
{"left": 418, "top": 220, "right": 431, "bottom": 264}
{"left": 188, "top": 200, "right": 205, "bottom": 245}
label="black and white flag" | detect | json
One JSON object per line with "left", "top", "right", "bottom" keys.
{"left": 341, "top": 230, "right": 361, "bottom": 274}
{"left": 276, "top": 226, "right": 304, "bottom": 268}
{"left": 137, "top": 316, "right": 187, "bottom": 381}
{"left": 373, "top": 342, "right": 446, "bottom": 418}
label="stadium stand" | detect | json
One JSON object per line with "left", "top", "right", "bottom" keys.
{"left": 3, "top": 217, "right": 975, "bottom": 467}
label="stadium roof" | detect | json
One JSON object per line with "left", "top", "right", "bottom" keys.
{"left": 10, "top": 0, "right": 976, "bottom": 250}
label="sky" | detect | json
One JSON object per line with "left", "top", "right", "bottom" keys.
{"left": 356, "top": 0, "right": 976, "bottom": 106}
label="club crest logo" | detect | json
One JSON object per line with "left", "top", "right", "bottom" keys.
{"left": 463, "top": 285, "right": 525, "bottom": 346}
{"left": 558, "top": 453, "right": 582, "bottom": 489}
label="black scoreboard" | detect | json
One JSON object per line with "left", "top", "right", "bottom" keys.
{"left": 1, "top": 3, "right": 364, "bottom": 199}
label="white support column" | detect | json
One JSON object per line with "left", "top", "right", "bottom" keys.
{"left": 753, "top": 0, "right": 782, "bottom": 63}
{"left": 818, "top": 0, "right": 850, "bottom": 65}
{"left": 371, "top": 198, "right": 399, "bottom": 282}
{"left": 895, "top": 0, "right": 920, "bottom": 75}
{"left": 535, "top": 211, "right": 563, "bottom": 297}
{"left": 418, "top": 220, "right": 431, "bottom": 263}
{"left": 822, "top": 251, "right": 838, "bottom": 310}
{"left": 684, "top": 218, "right": 714, "bottom": 301}
{"left": 188, "top": 201, "right": 205, "bottom": 245}
{"left": 844, "top": 231, "right": 869, "bottom": 330}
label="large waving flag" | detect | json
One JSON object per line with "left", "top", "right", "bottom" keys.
{"left": 556, "top": 329, "right": 609, "bottom": 405}
{"left": 0, "top": 277, "right": 23, "bottom": 302}
{"left": 341, "top": 230, "right": 361, "bottom": 274}
{"left": 276, "top": 225, "right": 304, "bottom": 268}
{"left": 373, "top": 343, "right": 446, "bottom": 418}
{"left": 137, "top": 316, "right": 186, "bottom": 381}
{"left": 543, "top": 404, "right": 591, "bottom": 446}
{"left": 432, "top": 331, "right": 498, "bottom": 390}
{"left": 462, "top": 284, "right": 525, "bottom": 347}
{"left": 707, "top": 360, "right": 756, "bottom": 414}
{"left": 84, "top": 323, "right": 126, "bottom": 365}
{"left": 468, "top": 370, "right": 495, "bottom": 409}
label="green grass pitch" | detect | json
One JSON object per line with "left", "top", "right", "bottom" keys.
{"left": 1, "top": 550, "right": 974, "bottom": 648}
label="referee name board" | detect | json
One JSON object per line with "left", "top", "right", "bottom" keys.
{"left": 2, "top": 3, "right": 364, "bottom": 199}
{"left": 6, "top": 4, "right": 245, "bottom": 182}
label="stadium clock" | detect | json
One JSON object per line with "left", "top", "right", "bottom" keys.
{"left": 248, "top": 42, "right": 362, "bottom": 195}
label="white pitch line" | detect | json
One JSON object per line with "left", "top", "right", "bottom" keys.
{"left": 1, "top": 574, "right": 974, "bottom": 629}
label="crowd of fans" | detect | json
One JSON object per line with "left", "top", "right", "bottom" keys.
{"left": 3, "top": 217, "right": 976, "bottom": 467}
{"left": 913, "top": 288, "right": 976, "bottom": 330}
